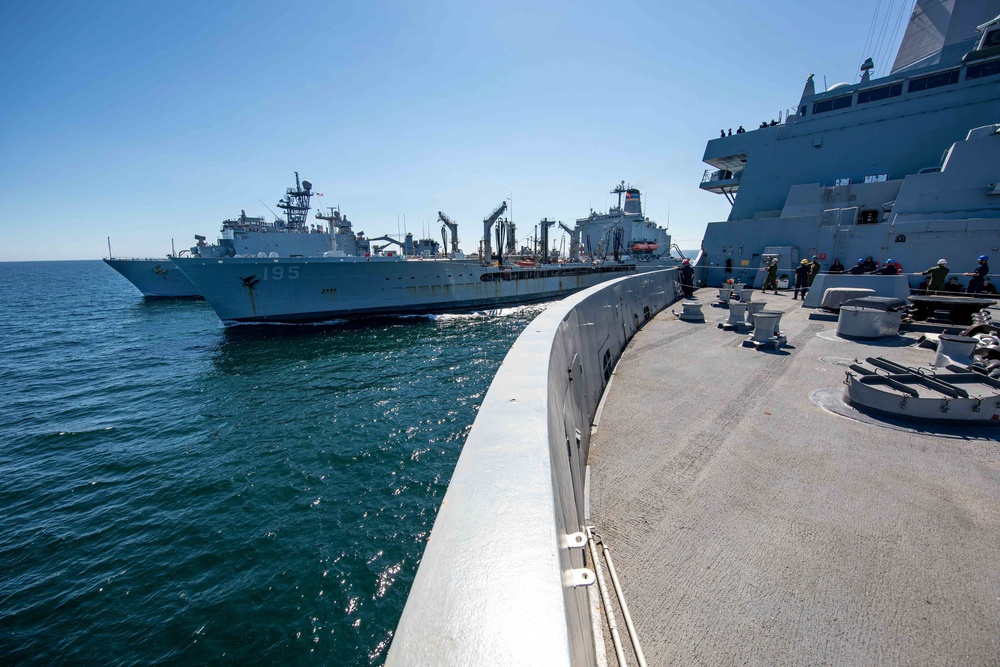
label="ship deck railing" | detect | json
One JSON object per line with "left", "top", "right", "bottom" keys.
{"left": 387, "top": 269, "right": 681, "bottom": 666}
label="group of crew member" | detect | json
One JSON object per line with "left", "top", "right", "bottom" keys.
{"left": 792, "top": 256, "right": 821, "bottom": 300}
{"left": 758, "top": 253, "right": 994, "bottom": 297}
{"left": 914, "top": 255, "right": 994, "bottom": 295}
{"left": 761, "top": 255, "right": 822, "bottom": 298}
{"left": 837, "top": 256, "right": 903, "bottom": 275}
{"left": 720, "top": 121, "right": 781, "bottom": 138}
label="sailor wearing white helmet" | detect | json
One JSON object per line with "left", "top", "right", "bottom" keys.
{"left": 915, "top": 259, "right": 950, "bottom": 293}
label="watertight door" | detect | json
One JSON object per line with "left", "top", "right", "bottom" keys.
{"left": 754, "top": 246, "right": 798, "bottom": 288}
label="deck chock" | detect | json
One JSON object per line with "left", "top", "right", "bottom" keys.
{"left": 745, "top": 302, "right": 766, "bottom": 326}
{"left": 744, "top": 310, "right": 786, "bottom": 349}
{"left": 933, "top": 334, "right": 978, "bottom": 367}
{"left": 674, "top": 302, "right": 705, "bottom": 322}
{"left": 716, "top": 283, "right": 747, "bottom": 307}
{"left": 720, "top": 301, "right": 752, "bottom": 331}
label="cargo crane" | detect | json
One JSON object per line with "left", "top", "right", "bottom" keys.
{"left": 438, "top": 211, "right": 459, "bottom": 257}
{"left": 480, "top": 201, "right": 507, "bottom": 266}
{"left": 558, "top": 221, "right": 582, "bottom": 263}
{"left": 504, "top": 218, "right": 517, "bottom": 256}
{"left": 538, "top": 218, "right": 556, "bottom": 264}
{"left": 369, "top": 233, "right": 413, "bottom": 256}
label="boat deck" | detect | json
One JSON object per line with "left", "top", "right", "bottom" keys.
{"left": 587, "top": 288, "right": 1000, "bottom": 666}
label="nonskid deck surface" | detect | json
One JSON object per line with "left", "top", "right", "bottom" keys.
{"left": 587, "top": 288, "right": 1000, "bottom": 666}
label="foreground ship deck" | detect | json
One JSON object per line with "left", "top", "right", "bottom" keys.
{"left": 588, "top": 288, "right": 1000, "bottom": 665}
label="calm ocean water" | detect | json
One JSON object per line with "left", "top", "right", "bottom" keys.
{"left": 0, "top": 261, "right": 541, "bottom": 665}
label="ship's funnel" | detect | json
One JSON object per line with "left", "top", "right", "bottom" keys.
{"left": 624, "top": 188, "right": 642, "bottom": 215}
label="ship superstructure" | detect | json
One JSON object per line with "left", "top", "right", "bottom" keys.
{"left": 189, "top": 173, "right": 334, "bottom": 259}
{"left": 106, "top": 173, "right": 347, "bottom": 297}
{"left": 572, "top": 182, "right": 673, "bottom": 262}
{"left": 697, "top": 1, "right": 1000, "bottom": 287}
{"left": 316, "top": 207, "right": 371, "bottom": 257}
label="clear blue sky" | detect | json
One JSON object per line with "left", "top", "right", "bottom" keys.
{"left": 0, "top": 0, "right": 911, "bottom": 260}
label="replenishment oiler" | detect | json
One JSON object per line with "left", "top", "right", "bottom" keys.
{"left": 103, "top": 173, "right": 341, "bottom": 298}
{"left": 171, "top": 184, "right": 675, "bottom": 324}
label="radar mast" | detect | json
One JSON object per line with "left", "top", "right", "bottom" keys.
{"left": 276, "top": 172, "right": 313, "bottom": 230}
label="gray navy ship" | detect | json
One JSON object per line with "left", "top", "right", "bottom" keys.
{"left": 696, "top": 3, "right": 1000, "bottom": 287}
{"left": 104, "top": 173, "right": 343, "bottom": 298}
{"left": 574, "top": 182, "right": 675, "bottom": 263}
{"left": 172, "top": 185, "right": 675, "bottom": 324}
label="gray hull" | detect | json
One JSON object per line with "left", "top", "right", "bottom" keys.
{"left": 103, "top": 258, "right": 201, "bottom": 299}
{"left": 171, "top": 256, "right": 641, "bottom": 323}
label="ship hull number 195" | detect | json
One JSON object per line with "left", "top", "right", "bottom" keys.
{"left": 261, "top": 265, "right": 299, "bottom": 280}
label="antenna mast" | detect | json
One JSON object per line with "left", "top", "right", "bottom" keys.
{"left": 275, "top": 172, "right": 313, "bottom": 230}
{"left": 611, "top": 180, "right": 628, "bottom": 209}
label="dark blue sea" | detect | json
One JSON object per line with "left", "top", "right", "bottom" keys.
{"left": 0, "top": 261, "right": 542, "bottom": 665}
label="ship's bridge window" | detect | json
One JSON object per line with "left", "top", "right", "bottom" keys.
{"left": 907, "top": 68, "right": 959, "bottom": 92}
{"left": 966, "top": 59, "right": 1000, "bottom": 80}
{"left": 857, "top": 83, "right": 902, "bottom": 104}
{"left": 812, "top": 94, "right": 852, "bottom": 114}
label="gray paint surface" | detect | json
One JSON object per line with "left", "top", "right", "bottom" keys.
{"left": 103, "top": 258, "right": 200, "bottom": 298}
{"left": 388, "top": 269, "right": 678, "bottom": 665}
{"left": 172, "top": 256, "right": 644, "bottom": 323}
{"left": 802, "top": 274, "right": 912, "bottom": 307}
{"left": 696, "top": 4, "right": 1000, "bottom": 293}
{"left": 588, "top": 288, "right": 1000, "bottom": 665}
